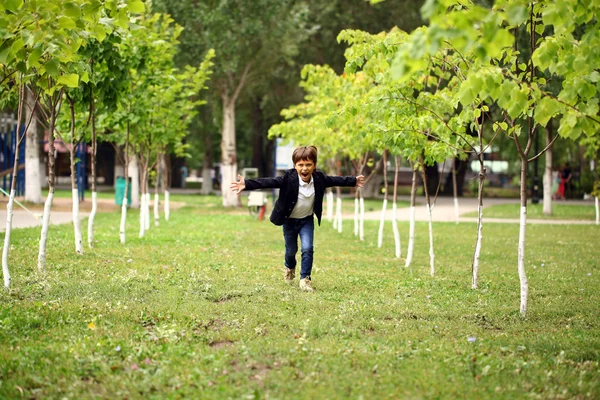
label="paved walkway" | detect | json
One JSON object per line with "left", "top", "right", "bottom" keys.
{"left": 352, "top": 196, "right": 598, "bottom": 225}
{"left": 0, "top": 194, "right": 596, "bottom": 232}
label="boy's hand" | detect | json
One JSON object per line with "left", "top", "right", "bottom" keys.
{"left": 230, "top": 174, "right": 246, "bottom": 193}
{"left": 356, "top": 175, "right": 365, "bottom": 188}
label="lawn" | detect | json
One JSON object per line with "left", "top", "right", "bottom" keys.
{"left": 0, "top": 195, "right": 598, "bottom": 399}
{"left": 464, "top": 202, "right": 597, "bottom": 221}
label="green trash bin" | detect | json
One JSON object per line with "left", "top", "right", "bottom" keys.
{"left": 115, "top": 176, "right": 132, "bottom": 206}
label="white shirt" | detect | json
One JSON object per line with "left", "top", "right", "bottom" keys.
{"left": 289, "top": 174, "right": 315, "bottom": 219}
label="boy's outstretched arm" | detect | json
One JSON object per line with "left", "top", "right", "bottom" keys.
{"left": 356, "top": 175, "right": 365, "bottom": 188}
{"left": 230, "top": 174, "right": 246, "bottom": 193}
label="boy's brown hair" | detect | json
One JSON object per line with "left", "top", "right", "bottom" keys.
{"left": 292, "top": 146, "right": 318, "bottom": 165}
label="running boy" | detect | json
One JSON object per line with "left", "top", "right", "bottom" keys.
{"left": 230, "top": 146, "right": 365, "bottom": 292}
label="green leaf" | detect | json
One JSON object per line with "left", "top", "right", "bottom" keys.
{"left": 64, "top": 2, "right": 81, "bottom": 18}
{"left": 4, "top": 0, "right": 23, "bottom": 12}
{"left": 58, "top": 16, "right": 77, "bottom": 30}
{"left": 505, "top": 3, "right": 528, "bottom": 26}
{"left": 57, "top": 73, "right": 79, "bottom": 88}
{"left": 44, "top": 58, "right": 60, "bottom": 77}
{"left": 127, "top": 0, "right": 145, "bottom": 13}
{"left": 27, "top": 47, "right": 43, "bottom": 68}
{"left": 534, "top": 97, "right": 561, "bottom": 127}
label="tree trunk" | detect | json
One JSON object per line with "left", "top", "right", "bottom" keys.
{"left": 220, "top": 94, "right": 240, "bottom": 207}
{"left": 542, "top": 125, "right": 553, "bottom": 215}
{"left": 163, "top": 153, "right": 170, "bottom": 221}
{"left": 120, "top": 130, "right": 130, "bottom": 245}
{"left": 421, "top": 160, "right": 435, "bottom": 277}
{"left": 326, "top": 190, "right": 334, "bottom": 222}
{"left": 2, "top": 86, "right": 24, "bottom": 288}
{"left": 517, "top": 158, "right": 529, "bottom": 317}
{"left": 88, "top": 91, "right": 98, "bottom": 248}
{"left": 377, "top": 151, "right": 388, "bottom": 248}
{"left": 471, "top": 157, "right": 485, "bottom": 289}
{"left": 38, "top": 98, "right": 58, "bottom": 273}
{"left": 129, "top": 155, "right": 140, "bottom": 208}
{"left": 405, "top": 166, "right": 417, "bottom": 268}
{"left": 201, "top": 131, "right": 213, "bottom": 195}
{"left": 154, "top": 168, "right": 160, "bottom": 227}
{"left": 25, "top": 87, "right": 42, "bottom": 204}
{"left": 392, "top": 156, "right": 401, "bottom": 259}
{"left": 354, "top": 193, "right": 359, "bottom": 237}
{"left": 335, "top": 186, "right": 342, "bottom": 233}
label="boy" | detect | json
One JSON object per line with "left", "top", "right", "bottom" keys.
{"left": 230, "top": 146, "right": 365, "bottom": 292}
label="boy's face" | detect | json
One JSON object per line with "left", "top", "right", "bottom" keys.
{"left": 295, "top": 159, "right": 316, "bottom": 183}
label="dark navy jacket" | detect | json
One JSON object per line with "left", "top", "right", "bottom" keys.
{"left": 243, "top": 169, "right": 357, "bottom": 226}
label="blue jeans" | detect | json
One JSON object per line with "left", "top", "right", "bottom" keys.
{"left": 283, "top": 216, "right": 314, "bottom": 279}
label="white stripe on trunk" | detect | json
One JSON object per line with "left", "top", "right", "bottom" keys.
{"left": 427, "top": 203, "right": 435, "bottom": 276}
{"left": 326, "top": 190, "right": 334, "bottom": 222}
{"left": 120, "top": 193, "right": 128, "bottom": 244}
{"left": 87, "top": 191, "right": 97, "bottom": 248}
{"left": 472, "top": 205, "right": 483, "bottom": 289}
{"left": 72, "top": 189, "right": 83, "bottom": 254}
{"left": 354, "top": 197, "right": 359, "bottom": 236}
{"left": 377, "top": 199, "right": 387, "bottom": 248}
{"left": 518, "top": 206, "right": 528, "bottom": 317}
{"left": 336, "top": 197, "right": 342, "bottom": 233}
{"left": 405, "top": 206, "right": 415, "bottom": 268}
{"left": 2, "top": 189, "right": 15, "bottom": 288}
{"left": 164, "top": 190, "right": 170, "bottom": 221}
{"left": 595, "top": 196, "right": 599, "bottom": 225}
{"left": 359, "top": 196, "right": 365, "bottom": 241}
{"left": 154, "top": 193, "right": 159, "bottom": 227}
{"left": 392, "top": 202, "right": 401, "bottom": 259}
{"left": 139, "top": 194, "right": 146, "bottom": 238}
{"left": 145, "top": 193, "right": 151, "bottom": 230}
{"left": 38, "top": 192, "right": 54, "bottom": 273}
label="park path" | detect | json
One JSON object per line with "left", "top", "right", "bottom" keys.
{"left": 347, "top": 196, "right": 598, "bottom": 225}
{"left": 0, "top": 194, "right": 596, "bottom": 232}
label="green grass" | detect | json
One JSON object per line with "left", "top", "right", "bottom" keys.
{"left": 464, "top": 203, "right": 597, "bottom": 220}
{"left": 0, "top": 196, "right": 598, "bottom": 399}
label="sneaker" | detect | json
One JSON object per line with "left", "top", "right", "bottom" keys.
{"left": 299, "top": 277, "right": 314, "bottom": 292}
{"left": 284, "top": 268, "right": 295, "bottom": 284}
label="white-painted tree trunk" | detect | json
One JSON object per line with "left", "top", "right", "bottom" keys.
{"left": 154, "top": 193, "right": 159, "bottom": 227}
{"left": 326, "top": 190, "right": 334, "bottom": 222}
{"left": 139, "top": 193, "right": 146, "bottom": 238}
{"left": 129, "top": 155, "right": 140, "bottom": 208}
{"left": 392, "top": 203, "right": 401, "bottom": 259}
{"left": 25, "top": 89, "right": 42, "bottom": 204}
{"left": 517, "top": 205, "right": 529, "bottom": 317}
{"left": 359, "top": 196, "right": 365, "bottom": 241}
{"left": 71, "top": 189, "right": 83, "bottom": 254}
{"left": 405, "top": 206, "right": 415, "bottom": 267}
{"left": 405, "top": 168, "right": 417, "bottom": 268}
{"left": 145, "top": 192, "right": 151, "bottom": 230}
{"left": 164, "top": 190, "right": 170, "bottom": 221}
{"left": 87, "top": 191, "right": 97, "bottom": 248}
{"left": 38, "top": 192, "right": 54, "bottom": 273}
{"left": 119, "top": 192, "right": 128, "bottom": 244}
{"left": 2, "top": 190, "right": 15, "bottom": 288}
{"left": 377, "top": 199, "right": 387, "bottom": 248}
{"left": 472, "top": 205, "right": 483, "bottom": 289}
{"left": 426, "top": 204, "right": 435, "bottom": 277}
{"left": 353, "top": 197, "right": 359, "bottom": 236}
{"left": 220, "top": 96, "right": 241, "bottom": 207}
{"left": 336, "top": 196, "right": 343, "bottom": 233}
{"left": 543, "top": 131, "right": 553, "bottom": 215}
{"left": 595, "top": 197, "right": 599, "bottom": 225}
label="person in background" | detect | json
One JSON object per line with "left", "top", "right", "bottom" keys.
{"left": 180, "top": 164, "right": 188, "bottom": 188}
